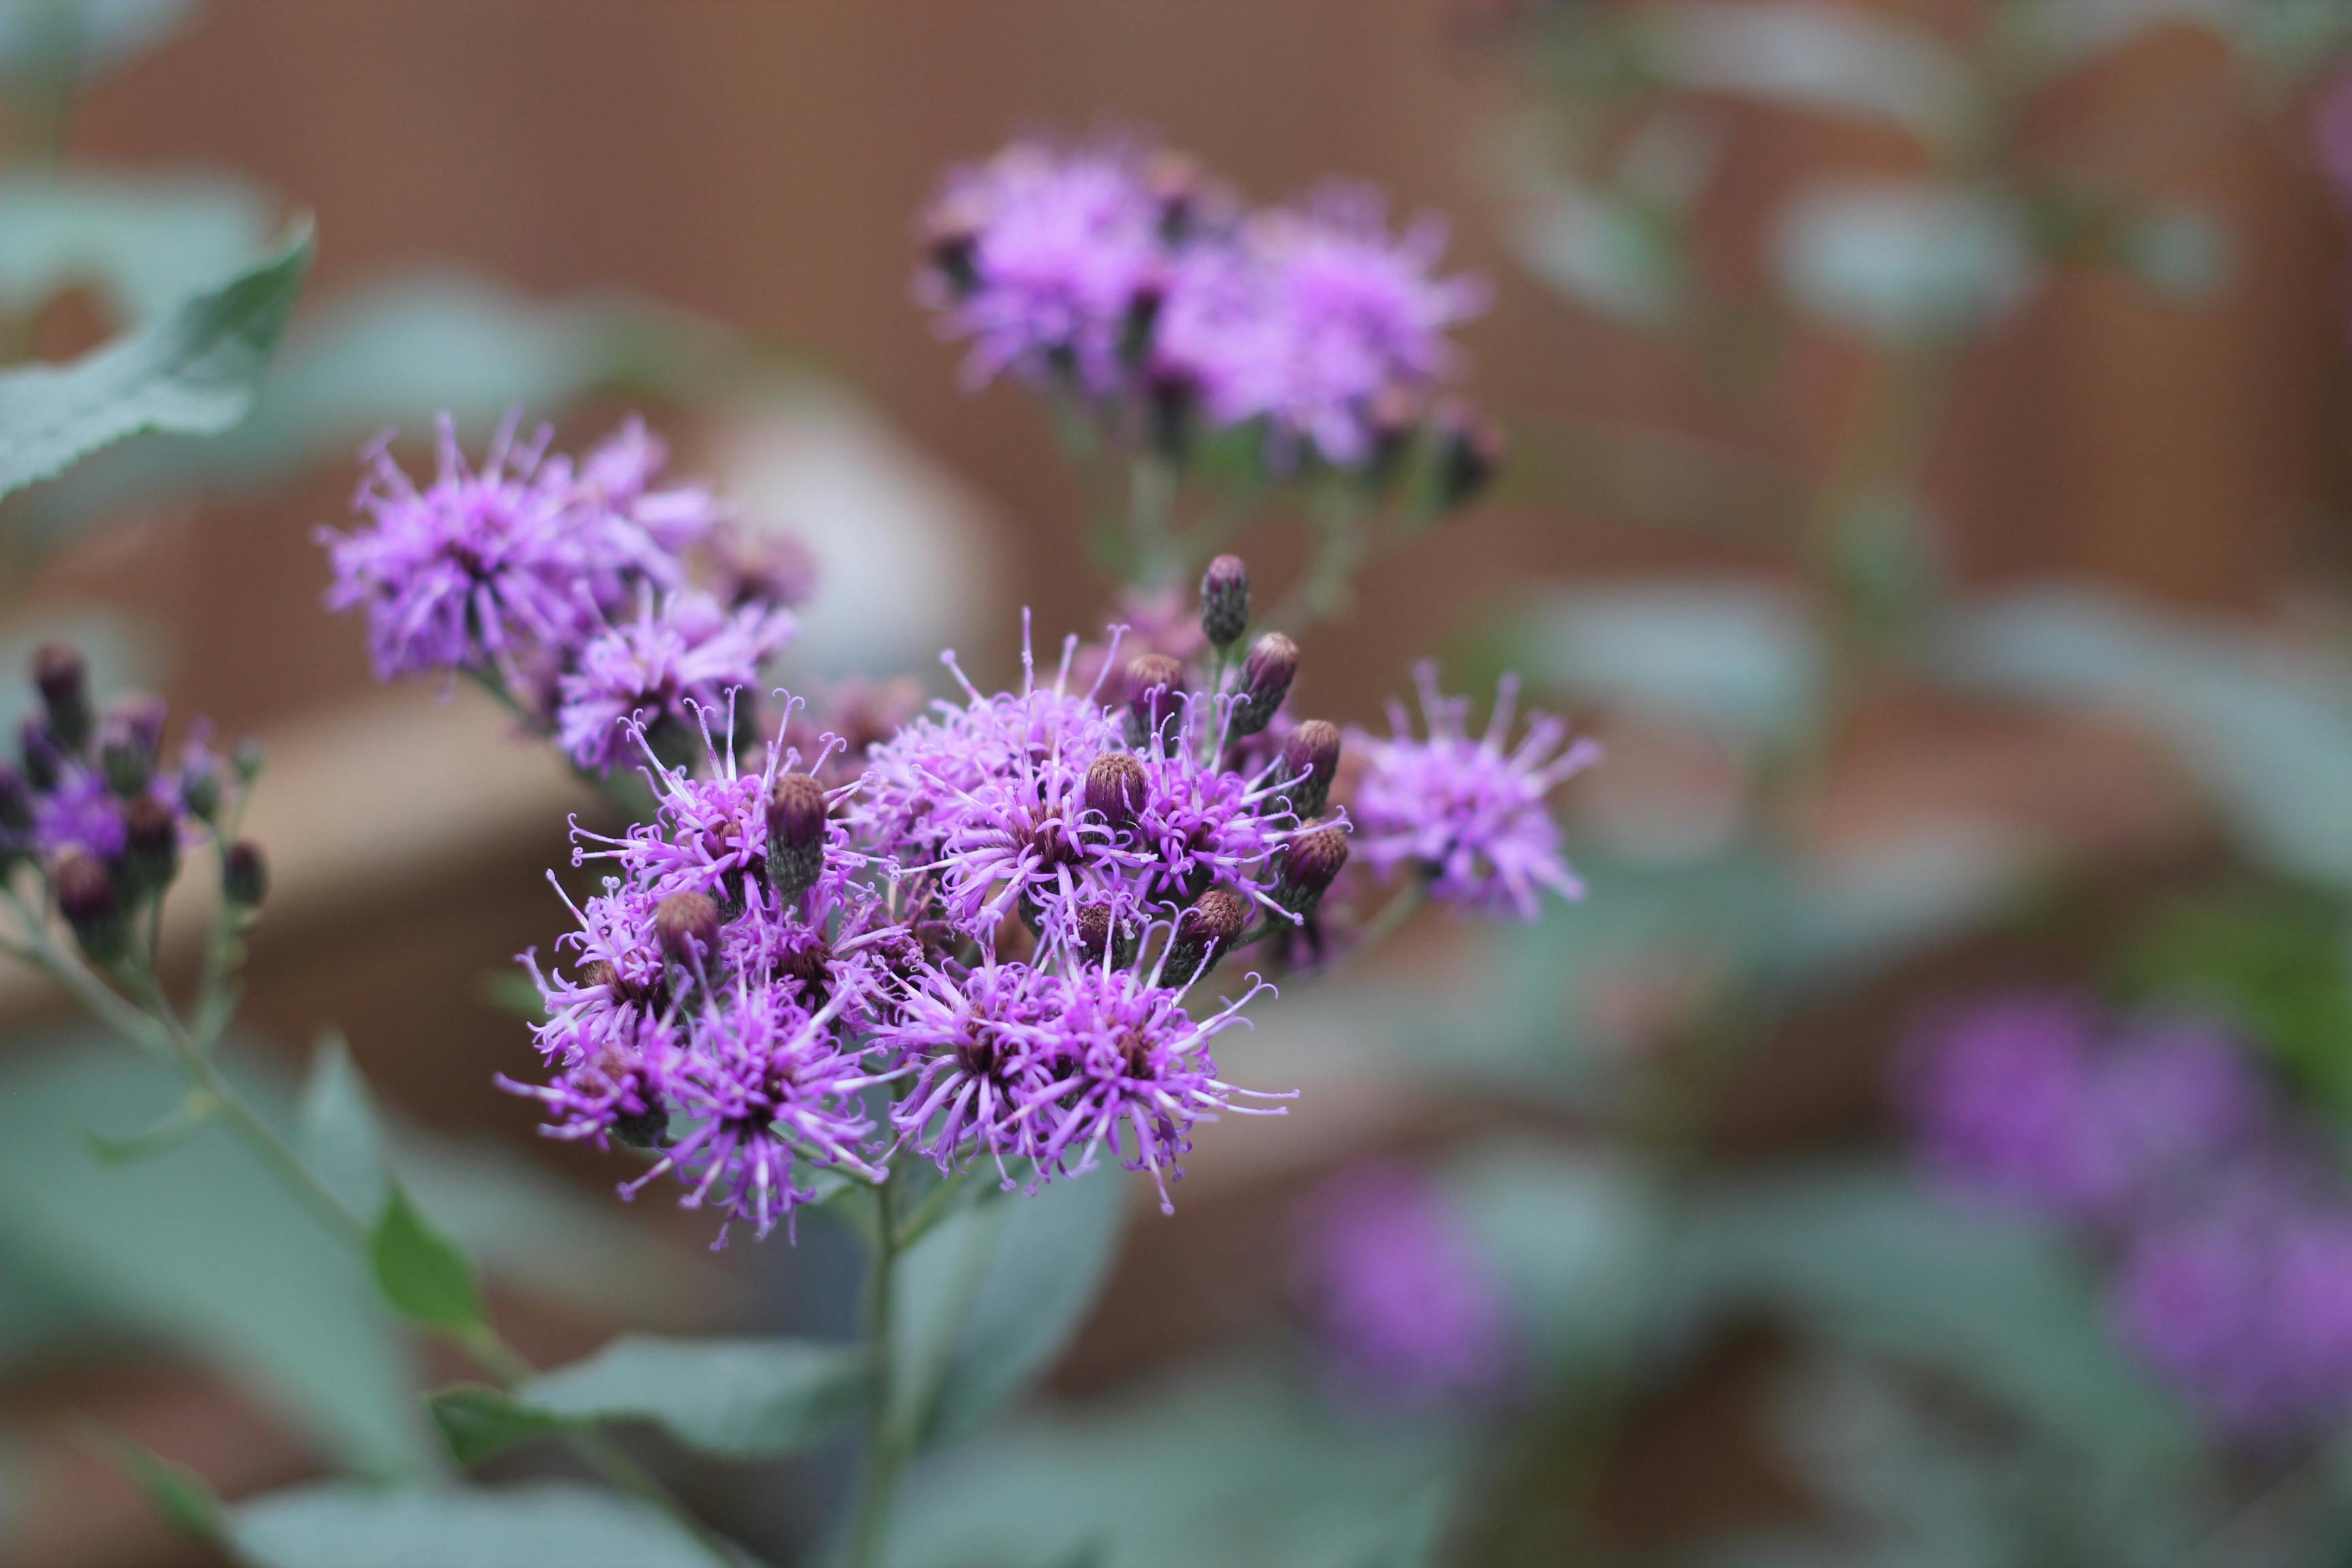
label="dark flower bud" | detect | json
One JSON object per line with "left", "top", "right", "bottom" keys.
{"left": 1162, "top": 887, "right": 1251, "bottom": 986}
{"left": 32, "top": 644, "right": 91, "bottom": 753}
{"left": 1230, "top": 633, "right": 1298, "bottom": 739}
{"left": 19, "top": 717, "right": 63, "bottom": 792}
{"left": 764, "top": 772, "right": 828, "bottom": 900}
{"left": 1437, "top": 405, "right": 1505, "bottom": 510}
{"left": 1120, "top": 281, "right": 1164, "bottom": 368}
{"left": 99, "top": 698, "right": 167, "bottom": 798}
{"left": 52, "top": 851, "right": 125, "bottom": 964}
{"left": 1125, "top": 653, "right": 1186, "bottom": 755}
{"left": 1276, "top": 719, "right": 1342, "bottom": 819}
{"left": 1277, "top": 828, "right": 1350, "bottom": 917}
{"left": 924, "top": 198, "right": 983, "bottom": 297}
{"left": 655, "top": 892, "right": 721, "bottom": 968}
{"left": 1199, "top": 555, "right": 1250, "bottom": 649}
{"left": 1075, "top": 902, "right": 1139, "bottom": 968}
{"left": 1147, "top": 151, "right": 1206, "bottom": 242}
{"left": 181, "top": 760, "right": 223, "bottom": 825}
{"left": 122, "top": 795, "right": 180, "bottom": 898}
{"left": 1085, "top": 753, "right": 1148, "bottom": 830}
{"left": 1366, "top": 386, "right": 1420, "bottom": 484}
{"left": 223, "top": 840, "right": 268, "bottom": 909}
{"left": 0, "top": 764, "right": 31, "bottom": 834}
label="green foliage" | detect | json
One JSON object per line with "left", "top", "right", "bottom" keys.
{"left": 894, "top": 1173, "right": 1126, "bottom": 1449}
{"left": 425, "top": 1384, "right": 568, "bottom": 1467}
{"left": 226, "top": 1480, "right": 725, "bottom": 1568}
{"left": 0, "top": 171, "right": 276, "bottom": 322}
{"left": 295, "top": 1031, "right": 389, "bottom": 1218}
{"left": 0, "top": 1041, "right": 431, "bottom": 1474}
{"left": 369, "top": 1183, "right": 485, "bottom": 1334}
{"left": 517, "top": 1335, "right": 866, "bottom": 1460}
{"left": 0, "top": 219, "right": 311, "bottom": 502}
{"left": 80, "top": 1421, "right": 223, "bottom": 1541}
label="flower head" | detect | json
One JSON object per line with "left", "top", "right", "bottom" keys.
{"left": 554, "top": 590, "right": 795, "bottom": 773}
{"left": 1349, "top": 667, "right": 1595, "bottom": 919}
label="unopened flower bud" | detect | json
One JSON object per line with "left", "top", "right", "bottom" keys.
{"left": 233, "top": 737, "right": 266, "bottom": 784}
{"left": 655, "top": 892, "right": 721, "bottom": 968}
{"left": 1437, "top": 405, "right": 1505, "bottom": 510}
{"left": 1125, "top": 653, "right": 1185, "bottom": 754}
{"left": 19, "top": 717, "right": 63, "bottom": 792}
{"left": 32, "top": 644, "right": 91, "bottom": 753}
{"left": 0, "top": 764, "right": 31, "bottom": 834}
{"left": 1147, "top": 151, "right": 1205, "bottom": 242}
{"left": 223, "top": 840, "right": 268, "bottom": 909}
{"left": 1199, "top": 555, "right": 1250, "bottom": 649}
{"left": 181, "top": 761, "right": 223, "bottom": 825}
{"left": 99, "top": 698, "right": 167, "bottom": 798}
{"left": 1230, "top": 633, "right": 1297, "bottom": 739}
{"left": 52, "top": 851, "right": 125, "bottom": 964}
{"left": 764, "top": 772, "right": 828, "bottom": 900}
{"left": 1276, "top": 720, "right": 1342, "bottom": 820}
{"left": 1085, "top": 752, "right": 1147, "bottom": 830}
{"left": 1075, "top": 901, "right": 1138, "bottom": 968}
{"left": 122, "top": 795, "right": 180, "bottom": 897}
{"left": 1163, "top": 887, "right": 1251, "bottom": 986}
{"left": 1366, "top": 385, "right": 1420, "bottom": 483}
{"left": 924, "top": 200, "right": 983, "bottom": 297}
{"left": 1278, "top": 827, "right": 1350, "bottom": 917}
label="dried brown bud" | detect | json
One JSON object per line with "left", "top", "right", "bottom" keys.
{"left": 765, "top": 772, "right": 829, "bottom": 899}
{"left": 32, "top": 644, "right": 91, "bottom": 753}
{"left": 1163, "top": 886, "right": 1251, "bottom": 985}
{"left": 1437, "top": 405, "right": 1505, "bottom": 509}
{"left": 1075, "top": 901, "right": 1139, "bottom": 969}
{"left": 1199, "top": 554, "right": 1250, "bottom": 649}
{"left": 1232, "top": 633, "right": 1298, "bottom": 738}
{"left": 52, "top": 851, "right": 125, "bottom": 963}
{"left": 1085, "top": 753, "right": 1148, "bottom": 830}
{"left": 223, "top": 840, "right": 268, "bottom": 909}
{"left": 122, "top": 794, "right": 180, "bottom": 896}
{"left": 1277, "top": 720, "right": 1342, "bottom": 820}
{"left": 655, "top": 892, "right": 722, "bottom": 968}
{"left": 1279, "top": 828, "right": 1350, "bottom": 917}
{"left": 1125, "top": 653, "right": 1186, "bottom": 754}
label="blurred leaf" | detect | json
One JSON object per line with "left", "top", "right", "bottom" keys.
{"left": 0, "top": 170, "right": 276, "bottom": 321}
{"left": 1674, "top": 1165, "right": 2197, "bottom": 1481}
{"left": 10, "top": 269, "right": 753, "bottom": 538}
{"left": 80, "top": 1421, "right": 223, "bottom": 1540}
{"left": 2117, "top": 206, "right": 2229, "bottom": 300}
{"left": 227, "top": 1480, "right": 725, "bottom": 1568}
{"left": 518, "top": 1335, "right": 864, "bottom": 1459}
{"left": 1509, "top": 579, "right": 1821, "bottom": 746}
{"left": 0, "top": 0, "right": 198, "bottom": 78}
{"left": 424, "top": 1384, "right": 568, "bottom": 1468}
{"left": 370, "top": 1183, "right": 483, "bottom": 1334}
{"left": 1775, "top": 184, "right": 2032, "bottom": 341}
{"left": 1637, "top": 3, "right": 1970, "bottom": 145}
{"left": 0, "top": 218, "right": 310, "bottom": 503}
{"left": 1512, "top": 181, "right": 1686, "bottom": 325}
{"left": 78, "top": 1088, "right": 215, "bottom": 1164}
{"left": 297, "top": 1032, "right": 389, "bottom": 1219}
{"left": 2110, "top": 888, "right": 2352, "bottom": 1111}
{"left": 0, "top": 1041, "right": 430, "bottom": 1473}
{"left": 1936, "top": 587, "right": 2352, "bottom": 887}
{"left": 886, "top": 1357, "right": 1462, "bottom": 1568}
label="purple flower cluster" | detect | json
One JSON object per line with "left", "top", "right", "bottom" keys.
{"left": 1899, "top": 994, "right": 2352, "bottom": 1445}
{"left": 921, "top": 135, "right": 1492, "bottom": 478}
{"left": 1296, "top": 1162, "right": 1512, "bottom": 1404}
{"left": 318, "top": 413, "right": 806, "bottom": 777}
{"left": 1350, "top": 666, "right": 1598, "bottom": 921}
{"left": 0, "top": 645, "right": 264, "bottom": 967}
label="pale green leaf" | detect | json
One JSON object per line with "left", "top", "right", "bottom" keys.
{"left": 227, "top": 1480, "right": 728, "bottom": 1568}
{"left": 518, "top": 1335, "right": 865, "bottom": 1458}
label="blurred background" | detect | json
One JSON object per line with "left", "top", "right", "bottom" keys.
{"left": 10, "top": 1, "right": 2352, "bottom": 1565}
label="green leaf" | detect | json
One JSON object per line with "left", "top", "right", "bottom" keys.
{"left": 0, "top": 171, "right": 277, "bottom": 322}
{"left": 79, "top": 1421, "right": 222, "bottom": 1539}
{"left": 227, "top": 1480, "right": 728, "bottom": 1568}
{"left": 0, "top": 218, "right": 311, "bottom": 502}
{"left": 515, "top": 1334, "right": 865, "bottom": 1459}
{"left": 0, "top": 1041, "right": 429, "bottom": 1474}
{"left": 296, "top": 1032, "right": 388, "bottom": 1218}
{"left": 370, "top": 1183, "right": 483, "bottom": 1333}
{"left": 898, "top": 1173, "right": 1126, "bottom": 1450}
{"left": 425, "top": 1384, "right": 568, "bottom": 1467}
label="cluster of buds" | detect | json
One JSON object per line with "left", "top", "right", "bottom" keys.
{"left": 1, "top": 646, "right": 264, "bottom": 967}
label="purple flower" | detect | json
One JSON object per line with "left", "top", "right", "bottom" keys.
{"left": 921, "top": 137, "right": 1172, "bottom": 397}
{"left": 620, "top": 983, "right": 892, "bottom": 1246}
{"left": 33, "top": 768, "right": 128, "bottom": 861}
{"left": 881, "top": 957, "right": 1065, "bottom": 1180}
{"left": 1025, "top": 960, "right": 1285, "bottom": 1213}
{"left": 554, "top": 590, "right": 795, "bottom": 773}
{"left": 1297, "top": 1162, "right": 1511, "bottom": 1403}
{"left": 570, "top": 415, "right": 724, "bottom": 558}
{"left": 498, "top": 1009, "right": 677, "bottom": 1152}
{"left": 1349, "top": 666, "right": 1596, "bottom": 919}
{"left": 1157, "top": 186, "right": 1486, "bottom": 466}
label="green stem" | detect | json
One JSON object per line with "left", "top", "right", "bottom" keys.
{"left": 849, "top": 1179, "right": 903, "bottom": 1568}
{"left": 1126, "top": 453, "right": 1181, "bottom": 591}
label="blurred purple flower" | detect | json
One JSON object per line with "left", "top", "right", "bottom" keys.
{"left": 1298, "top": 1162, "right": 1510, "bottom": 1403}
{"left": 553, "top": 589, "right": 795, "bottom": 774}
{"left": 1350, "top": 666, "right": 1596, "bottom": 919}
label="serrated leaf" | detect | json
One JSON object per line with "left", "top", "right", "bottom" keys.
{"left": 295, "top": 1032, "right": 388, "bottom": 1218}
{"left": 0, "top": 218, "right": 311, "bottom": 501}
{"left": 425, "top": 1384, "right": 568, "bottom": 1467}
{"left": 902, "top": 1173, "right": 1126, "bottom": 1449}
{"left": 519, "top": 1335, "right": 865, "bottom": 1458}
{"left": 79, "top": 1421, "right": 222, "bottom": 1539}
{"left": 227, "top": 1480, "right": 727, "bottom": 1568}
{"left": 370, "top": 1183, "right": 483, "bottom": 1333}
